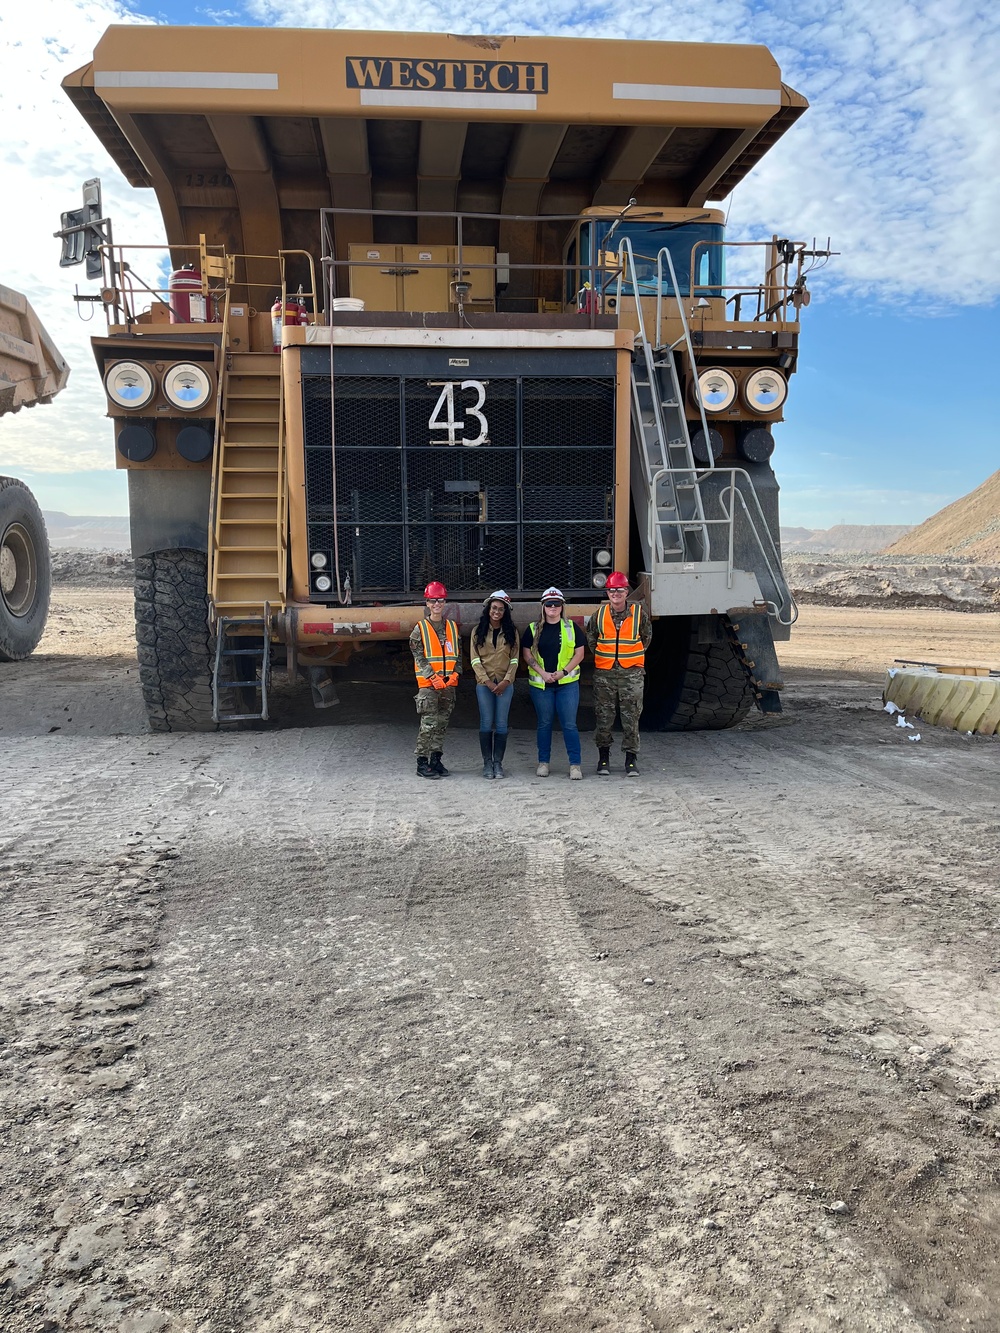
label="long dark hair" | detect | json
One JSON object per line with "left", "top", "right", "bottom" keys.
{"left": 474, "top": 602, "right": 517, "bottom": 649}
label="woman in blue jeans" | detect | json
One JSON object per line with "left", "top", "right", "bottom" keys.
{"left": 522, "top": 586, "right": 587, "bottom": 780}
{"left": 470, "top": 590, "right": 520, "bottom": 779}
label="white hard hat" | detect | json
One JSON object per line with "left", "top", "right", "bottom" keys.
{"left": 483, "top": 589, "right": 511, "bottom": 606}
{"left": 540, "top": 586, "right": 565, "bottom": 603}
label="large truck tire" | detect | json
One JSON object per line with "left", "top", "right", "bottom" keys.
{"left": 641, "top": 614, "right": 755, "bottom": 732}
{"left": 0, "top": 476, "right": 51, "bottom": 662}
{"left": 134, "top": 548, "right": 223, "bottom": 732}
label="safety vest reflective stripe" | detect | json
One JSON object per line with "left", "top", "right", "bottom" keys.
{"left": 415, "top": 618, "right": 459, "bottom": 687}
{"left": 594, "top": 603, "right": 645, "bottom": 669}
{"left": 527, "top": 620, "right": 581, "bottom": 689}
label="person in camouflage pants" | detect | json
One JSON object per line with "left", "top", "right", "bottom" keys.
{"left": 586, "top": 572, "right": 653, "bottom": 776}
{"left": 409, "top": 581, "right": 462, "bottom": 779}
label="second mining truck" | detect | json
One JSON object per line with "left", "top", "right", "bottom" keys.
{"left": 60, "top": 25, "right": 828, "bottom": 730}
{"left": 0, "top": 286, "right": 69, "bottom": 660}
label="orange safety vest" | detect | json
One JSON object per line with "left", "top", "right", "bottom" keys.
{"left": 415, "top": 618, "right": 460, "bottom": 687}
{"left": 593, "top": 603, "right": 645, "bottom": 670}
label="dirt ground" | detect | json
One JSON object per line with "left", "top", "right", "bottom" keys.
{"left": 2, "top": 589, "right": 999, "bottom": 1333}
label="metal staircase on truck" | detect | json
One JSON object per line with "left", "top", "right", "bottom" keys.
{"left": 212, "top": 608, "right": 272, "bottom": 723}
{"left": 210, "top": 350, "right": 286, "bottom": 618}
{"left": 629, "top": 334, "right": 710, "bottom": 565}
{"left": 617, "top": 237, "right": 795, "bottom": 624}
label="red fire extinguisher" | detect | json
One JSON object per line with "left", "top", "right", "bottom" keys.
{"left": 271, "top": 286, "right": 309, "bottom": 352}
{"left": 168, "top": 265, "right": 217, "bottom": 324}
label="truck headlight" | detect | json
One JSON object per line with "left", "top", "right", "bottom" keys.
{"left": 696, "top": 368, "right": 737, "bottom": 413}
{"left": 311, "top": 552, "right": 328, "bottom": 569}
{"left": 743, "top": 368, "right": 787, "bottom": 413}
{"left": 314, "top": 574, "right": 332, "bottom": 592}
{"left": 105, "top": 361, "right": 155, "bottom": 410}
{"left": 163, "top": 362, "right": 213, "bottom": 412}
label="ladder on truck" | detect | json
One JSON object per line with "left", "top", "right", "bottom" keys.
{"left": 212, "top": 609, "right": 272, "bottom": 723}
{"left": 208, "top": 347, "right": 284, "bottom": 723}
{"left": 209, "top": 350, "right": 286, "bottom": 616}
{"left": 616, "top": 238, "right": 795, "bottom": 621}
{"left": 618, "top": 238, "right": 710, "bottom": 566}
{"left": 630, "top": 338, "right": 711, "bottom": 564}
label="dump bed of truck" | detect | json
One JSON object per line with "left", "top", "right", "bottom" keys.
{"left": 63, "top": 26, "right": 806, "bottom": 268}
{"left": 0, "top": 286, "right": 70, "bottom": 417}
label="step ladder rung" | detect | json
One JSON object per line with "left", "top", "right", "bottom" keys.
{"left": 216, "top": 572, "right": 281, "bottom": 580}
{"left": 216, "top": 544, "right": 281, "bottom": 552}
{"left": 220, "top": 492, "right": 278, "bottom": 500}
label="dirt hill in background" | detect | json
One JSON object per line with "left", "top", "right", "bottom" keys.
{"left": 781, "top": 524, "right": 913, "bottom": 553}
{"left": 886, "top": 470, "right": 1000, "bottom": 561}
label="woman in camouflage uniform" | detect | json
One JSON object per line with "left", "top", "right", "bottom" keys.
{"left": 409, "top": 581, "right": 461, "bottom": 780}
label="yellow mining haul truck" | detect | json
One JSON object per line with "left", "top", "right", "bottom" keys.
{"left": 60, "top": 25, "right": 827, "bottom": 730}
{"left": 0, "top": 286, "right": 70, "bottom": 660}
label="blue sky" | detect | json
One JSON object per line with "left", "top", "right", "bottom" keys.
{"left": 3, "top": 0, "right": 999, "bottom": 528}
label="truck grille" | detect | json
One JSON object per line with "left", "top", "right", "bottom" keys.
{"left": 302, "top": 371, "right": 616, "bottom": 599}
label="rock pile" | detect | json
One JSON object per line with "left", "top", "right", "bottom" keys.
{"left": 51, "top": 549, "right": 134, "bottom": 585}
{"left": 786, "top": 559, "right": 1000, "bottom": 612}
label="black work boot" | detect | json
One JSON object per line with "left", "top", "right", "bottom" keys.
{"left": 625, "top": 751, "right": 639, "bottom": 777}
{"left": 493, "top": 733, "right": 507, "bottom": 780}
{"left": 417, "top": 756, "right": 440, "bottom": 780}
{"left": 430, "top": 751, "right": 450, "bottom": 777}
{"left": 596, "top": 746, "right": 611, "bottom": 776}
{"left": 479, "top": 730, "right": 495, "bottom": 779}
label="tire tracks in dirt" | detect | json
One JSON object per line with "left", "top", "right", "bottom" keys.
{"left": 523, "top": 838, "right": 924, "bottom": 1332}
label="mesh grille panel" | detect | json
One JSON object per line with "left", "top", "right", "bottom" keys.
{"left": 522, "top": 524, "right": 613, "bottom": 591}
{"left": 302, "top": 370, "right": 616, "bottom": 599}
{"left": 522, "top": 377, "right": 615, "bottom": 448}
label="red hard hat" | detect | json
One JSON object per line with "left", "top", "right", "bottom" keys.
{"left": 424, "top": 581, "right": 448, "bottom": 599}
{"left": 605, "top": 571, "right": 630, "bottom": 589}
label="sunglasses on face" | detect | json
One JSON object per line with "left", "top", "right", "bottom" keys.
{"left": 542, "top": 601, "right": 563, "bottom": 609}
{"left": 426, "top": 598, "right": 446, "bottom": 603}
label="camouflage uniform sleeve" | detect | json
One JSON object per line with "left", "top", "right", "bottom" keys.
{"left": 585, "top": 613, "right": 599, "bottom": 654}
{"left": 409, "top": 621, "right": 432, "bottom": 677}
{"left": 639, "top": 606, "right": 654, "bottom": 649}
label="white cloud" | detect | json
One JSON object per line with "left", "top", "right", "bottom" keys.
{"left": 244, "top": 0, "right": 1000, "bottom": 306}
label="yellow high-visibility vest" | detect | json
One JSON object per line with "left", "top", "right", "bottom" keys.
{"left": 527, "top": 620, "right": 581, "bottom": 689}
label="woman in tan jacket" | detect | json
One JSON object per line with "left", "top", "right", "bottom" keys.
{"left": 470, "top": 590, "right": 520, "bottom": 779}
